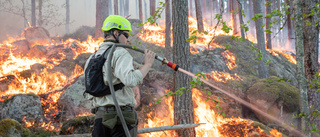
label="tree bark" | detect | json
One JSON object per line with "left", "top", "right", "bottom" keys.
{"left": 302, "top": 1, "right": 320, "bottom": 136}
{"left": 114, "top": 0, "right": 119, "bottom": 15}
{"left": 65, "top": 0, "right": 70, "bottom": 34}
{"left": 150, "top": 0, "right": 156, "bottom": 16}
{"left": 165, "top": 0, "right": 171, "bottom": 61}
{"left": 294, "top": 0, "right": 310, "bottom": 135}
{"left": 119, "top": 0, "right": 123, "bottom": 16}
{"left": 195, "top": 0, "right": 204, "bottom": 31}
{"left": 265, "top": 0, "right": 272, "bottom": 49}
{"left": 253, "top": 0, "right": 269, "bottom": 79}
{"left": 189, "top": 0, "right": 193, "bottom": 16}
{"left": 249, "top": 0, "right": 255, "bottom": 35}
{"left": 38, "top": 0, "right": 42, "bottom": 27}
{"left": 31, "top": 0, "right": 36, "bottom": 26}
{"left": 139, "top": 0, "right": 143, "bottom": 21}
{"left": 95, "top": 0, "right": 109, "bottom": 39}
{"left": 172, "top": 0, "right": 196, "bottom": 136}
{"left": 124, "top": 0, "right": 129, "bottom": 16}
{"left": 237, "top": 0, "right": 245, "bottom": 37}
{"left": 285, "top": 0, "right": 293, "bottom": 48}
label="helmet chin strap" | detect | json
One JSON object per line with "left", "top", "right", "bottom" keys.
{"left": 112, "top": 30, "right": 120, "bottom": 43}
{"left": 104, "top": 29, "right": 121, "bottom": 43}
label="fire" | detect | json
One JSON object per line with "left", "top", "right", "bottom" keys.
{"left": 139, "top": 17, "right": 233, "bottom": 49}
{"left": 0, "top": 33, "right": 101, "bottom": 131}
{"left": 141, "top": 90, "right": 176, "bottom": 137}
{"left": 142, "top": 89, "right": 282, "bottom": 136}
{"left": 205, "top": 71, "right": 243, "bottom": 83}
{"left": 267, "top": 49, "right": 297, "bottom": 64}
{"left": 221, "top": 50, "right": 237, "bottom": 70}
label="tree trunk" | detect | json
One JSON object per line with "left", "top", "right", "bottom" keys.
{"left": 144, "top": 0, "right": 147, "bottom": 20}
{"left": 302, "top": 1, "right": 320, "bottom": 136}
{"left": 165, "top": 0, "right": 171, "bottom": 61}
{"left": 294, "top": 0, "right": 311, "bottom": 135}
{"left": 210, "top": 0, "right": 213, "bottom": 26}
{"left": 21, "top": 0, "right": 27, "bottom": 28}
{"left": 109, "top": 0, "right": 113, "bottom": 14}
{"left": 285, "top": 0, "right": 293, "bottom": 48}
{"left": 119, "top": 0, "right": 123, "bottom": 16}
{"left": 124, "top": 0, "right": 129, "bottom": 16}
{"left": 237, "top": 0, "right": 245, "bottom": 37}
{"left": 253, "top": 0, "right": 269, "bottom": 79}
{"left": 31, "top": 0, "right": 36, "bottom": 26}
{"left": 65, "top": 0, "right": 70, "bottom": 34}
{"left": 249, "top": 0, "right": 255, "bottom": 35}
{"left": 230, "top": 0, "right": 238, "bottom": 35}
{"left": 139, "top": 0, "right": 143, "bottom": 21}
{"left": 195, "top": 0, "right": 204, "bottom": 31}
{"left": 150, "top": 0, "right": 156, "bottom": 16}
{"left": 172, "top": 0, "right": 196, "bottom": 136}
{"left": 114, "top": 0, "right": 119, "bottom": 15}
{"left": 189, "top": 0, "right": 193, "bottom": 16}
{"left": 38, "top": 0, "right": 42, "bottom": 27}
{"left": 95, "top": 0, "right": 109, "bottom": 39}
{"left": 265, "top": 0, "right": 272, "bottom": 49}
{"left": 202, "top": 0, "right": 206, "bottom": 19}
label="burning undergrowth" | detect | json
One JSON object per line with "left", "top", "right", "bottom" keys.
{"left": 0, "top": 17, "right": 300, "bottom": 136}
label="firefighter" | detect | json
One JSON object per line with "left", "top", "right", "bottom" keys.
{"left": 85, "top": 15, "right": 155, "bottom": 137}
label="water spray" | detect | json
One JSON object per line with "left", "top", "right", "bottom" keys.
{"left": 108, "top": 43, "right": 305, "bottom": 137}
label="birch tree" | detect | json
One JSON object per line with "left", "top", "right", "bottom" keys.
{"left": 150, "top": 0, "right": 155, "bottom": 16}
{"left": 114, "top": 0, "right": 119, "bottom": 15}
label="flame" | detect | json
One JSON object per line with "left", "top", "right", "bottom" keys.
{"left": 221, "top": 50, "right": 237, "bottom": 70}
{"left": 204, "top": 71, "right": 243, "bottom": 83}
{"left": 0, "top": 33, "right": 102, "bottom": 131}
{"left": 141, "top": 89, "right": 282, "bottom": 136}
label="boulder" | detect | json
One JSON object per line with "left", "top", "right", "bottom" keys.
{"left": 0, "top": 75, "right": 21, "bottom": 92}
{"left": 58, "top": 75, "right": 92, "bottom": 119}
{"left": 26, "top": 45, "right": 47, "bottom": 58}
{"left": 74, "top": 53, "right": 91, "bottom": 69}
{"left": 11, "top": 40, "right": 30, "bottom": 57}
{"left": 51, "top": 59, "right": 77, "bottom": 77}
{"left": 246, "top": 76, "right": 299, "bottom": 126}
{"left": 1, "top": 93, "right": 45, "bottom": 125}
{"left": 21, "top": 27, "right": 51, "bottom": 46}
{"left": 0, "top": 118, "right": 31, "bottom": 137}
{"left": 59, "top": 115, "right": 94, "bottom": 135}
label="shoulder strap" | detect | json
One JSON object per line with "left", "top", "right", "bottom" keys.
{"left": 103, "top": 46, "right": 113, "bottom": 59}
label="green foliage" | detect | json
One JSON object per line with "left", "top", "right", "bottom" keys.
{"left": 252, "top": 13, "right": 263, "bottom": 21}
{"left": 308, "top": 72, "right": 320, "bottom": 92}
{"left": 221, "top": 22, "right": 232, "bottom": 33}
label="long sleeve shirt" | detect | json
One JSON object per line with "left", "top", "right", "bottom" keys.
{"left": 84, "top": 41, "right": 143, "bottom": 108}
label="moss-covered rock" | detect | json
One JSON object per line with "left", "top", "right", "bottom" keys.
{"left": 0, "top": 118, "right": 31, "bottom": 137}
{"left": 247, "top": 76, "right": 299, "bottom": 126}
{"left": 59, "top": 115, "right": 94, "bottom": 135}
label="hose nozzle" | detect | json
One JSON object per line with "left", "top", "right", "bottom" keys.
{"left": 167, "top": 61, "right": 179, "bottom": 71}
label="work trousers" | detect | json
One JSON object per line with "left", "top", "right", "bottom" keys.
{"left": 92, "top": 108, "right": 138, "bottom": 137}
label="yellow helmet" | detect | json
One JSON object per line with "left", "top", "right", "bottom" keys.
{"left": 101, "top": 15, "right": 132, "bottom": 32}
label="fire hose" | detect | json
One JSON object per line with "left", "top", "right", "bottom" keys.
{"left": 106, "top": 43, "right": 179, "bottom": 137}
